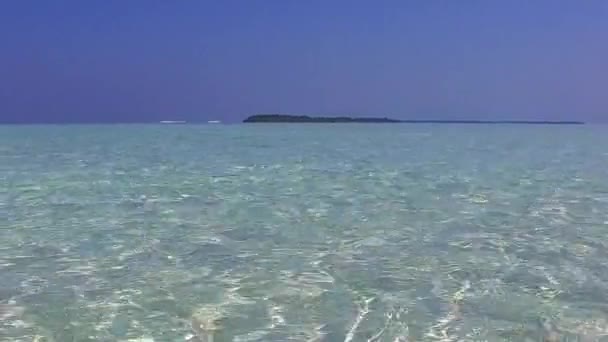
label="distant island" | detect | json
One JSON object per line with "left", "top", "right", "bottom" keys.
{"left": 244, "top": 114, "right": 400, "bottom": 123}
{"left": 243, "top": 114, "right": 584, "bottom": 125}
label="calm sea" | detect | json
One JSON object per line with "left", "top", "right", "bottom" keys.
{"left": 1, "top": 124, "right": 608, "bottom": 341}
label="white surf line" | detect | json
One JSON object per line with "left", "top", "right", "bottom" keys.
{"left": 344, "top": 297, "right": 375, "bottom": 342}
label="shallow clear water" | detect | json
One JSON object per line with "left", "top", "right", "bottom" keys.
{"left": 1, "top": 124, "right": 608, "bottom": 341}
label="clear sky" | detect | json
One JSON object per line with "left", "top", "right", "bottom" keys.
{"left": 1, "top": 1, "right": 606, "bottom": 123}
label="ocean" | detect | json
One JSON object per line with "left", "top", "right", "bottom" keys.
{"left": 1, "top": 124, "right": 608, "bottom": 341}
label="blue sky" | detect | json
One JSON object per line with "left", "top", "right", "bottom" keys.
{"left": 1, "top": 1, "right": 607, "bottom": 123}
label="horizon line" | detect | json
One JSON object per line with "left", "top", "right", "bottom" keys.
{"left": 0, "top": 120, "right": 592, "bottom": 125}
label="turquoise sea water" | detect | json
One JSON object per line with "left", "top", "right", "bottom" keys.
{"left": 1, "top": 124, "right": 608, "bottom": 341}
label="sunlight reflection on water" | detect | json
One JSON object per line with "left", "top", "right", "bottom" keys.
{"left": 1, "top": 124, "right": 608, "bottom": 341}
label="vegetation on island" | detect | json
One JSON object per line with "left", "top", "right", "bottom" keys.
{"left": 243, "top": 114, "right": 584, "bottom": 124}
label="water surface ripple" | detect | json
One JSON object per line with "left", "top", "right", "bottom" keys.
{"left": 1, "top": 124, "right": 608, "bottom": 341}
